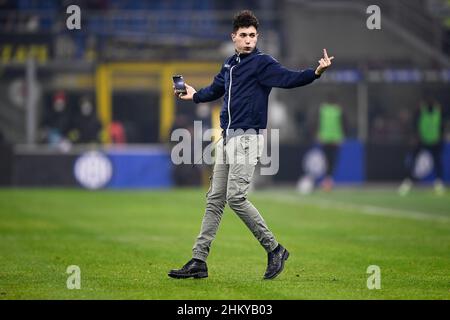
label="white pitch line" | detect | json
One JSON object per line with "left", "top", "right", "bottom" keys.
{"left": 253, "top": 192, "right": 450, "bottom": 223}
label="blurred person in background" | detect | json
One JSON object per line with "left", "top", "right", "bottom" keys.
{"left": 108, "top": 121, "right": 126, "bottom": 144}
{"left": 168, "top": 10, "right": 333, "bottom": 280}
{"left": 40, "top": 90, "right": 71, "bottom": 146}
{"left": 68, "top": 95, "right": 102, "bottom": 144}
{"left": 312, "top": 94, "right": 346, "bottom": 191}
{"left": 398, "top": 96, "right": 447, "bottom": 196}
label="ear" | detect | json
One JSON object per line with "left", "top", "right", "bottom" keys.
{"left": 231, "top": 32, "right": 236, "bottom": 42}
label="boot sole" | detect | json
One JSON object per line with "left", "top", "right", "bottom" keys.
{"left": 168, "top": 271, "right": 208, "bottom": 279}
{"left": 264, "top": 249, "right": 290, "bottom": 280}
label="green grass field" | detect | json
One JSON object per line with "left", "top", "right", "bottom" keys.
{"left": 0, "top": 187, "right": 449, "bottom": 299}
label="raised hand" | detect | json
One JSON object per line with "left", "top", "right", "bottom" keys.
{"left": 315, "top": 49, "right": 334, "bottom": 76}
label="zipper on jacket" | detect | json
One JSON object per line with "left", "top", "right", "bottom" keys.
{"left": 226, "top": 65, "right": 236, "bottom": 137}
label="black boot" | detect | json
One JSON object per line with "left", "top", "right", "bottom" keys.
{"left": 168, "top": 259, "right": 208, "bottom": 279}
{"left": 263, "top": 244, "right": 289, "bottom": 280}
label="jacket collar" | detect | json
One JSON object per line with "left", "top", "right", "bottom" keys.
{"left": 231, "top": 48, "right": 260, "bottom": 64}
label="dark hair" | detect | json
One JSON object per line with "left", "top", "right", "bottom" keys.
{"left": 232, "top": 10, "right": 259, "bottom": 32}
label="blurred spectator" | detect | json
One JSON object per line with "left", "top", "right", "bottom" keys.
{"left": 312, "top": 94, "right": 347, "bottom": 191}
{"left": 40, "top": 90, "right": 71, "bottom": 146}
{"left": 108, "top": 121, "right": 126, "bottom": 144}
{"left": 398, "top": 97, "right": 447, "bottom": 195}
{"left": 68, "top": 95, "right": 102, "bottom": 144}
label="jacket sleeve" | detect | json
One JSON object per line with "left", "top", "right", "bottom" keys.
{"left": 257, "top": 55, "right": 320, "bottom": 88}
{"left": 193, "top": 65, "right": 226, "bottom": 103}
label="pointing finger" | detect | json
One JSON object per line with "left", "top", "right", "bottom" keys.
{"left": 323, "top": 49, "right": 329, "bottom": 59}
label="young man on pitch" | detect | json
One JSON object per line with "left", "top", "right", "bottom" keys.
{"left": 169, "top": 10, "right": 334, "bottom": 280}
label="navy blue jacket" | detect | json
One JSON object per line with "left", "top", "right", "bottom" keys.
{"left": 193, "top": 48, "right": 320, "bottom": 132}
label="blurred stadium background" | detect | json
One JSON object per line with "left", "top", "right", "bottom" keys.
{"left": 0, "top": 0, "right": 449, "bottom": 299}
{"left": 0, "top": 0, "right": 449, "bottom": 188}
{"left": 0, "top": 0, "right": 450, "bottom": 188}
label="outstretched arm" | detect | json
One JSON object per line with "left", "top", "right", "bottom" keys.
{"left": 258, "top": 49, "right": 334, "bottom": 88}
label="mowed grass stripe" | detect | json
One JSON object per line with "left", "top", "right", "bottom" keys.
{"left": 253, "top": 191, "right": 450, "bottom": 223}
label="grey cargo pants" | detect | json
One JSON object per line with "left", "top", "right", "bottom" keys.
{"left": 192, "top": 133, "right": 278, "bottom": 262}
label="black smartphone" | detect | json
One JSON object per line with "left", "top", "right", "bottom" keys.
{"left": 172, "top": 75, "right": 187, "bottom": 95}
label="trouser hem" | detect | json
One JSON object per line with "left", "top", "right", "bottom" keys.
{"left": 267, "top": 241, "right": 279, "bottom": 253}
{"left": 192, "top": 251, "right": 208, "bottom": 262}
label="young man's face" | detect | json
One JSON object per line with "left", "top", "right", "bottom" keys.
{"left": 231, "top": 26, "right": 258, "bottom": 54}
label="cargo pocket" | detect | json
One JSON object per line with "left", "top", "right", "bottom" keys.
{"left": 240, "top": 135, "right": 251, "bottom": 155}
{"left": 238, "top": 135, "right": 258, "bottom": 166}
{"left": 237, "top": 174, "right": 252, "bottom": 198}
